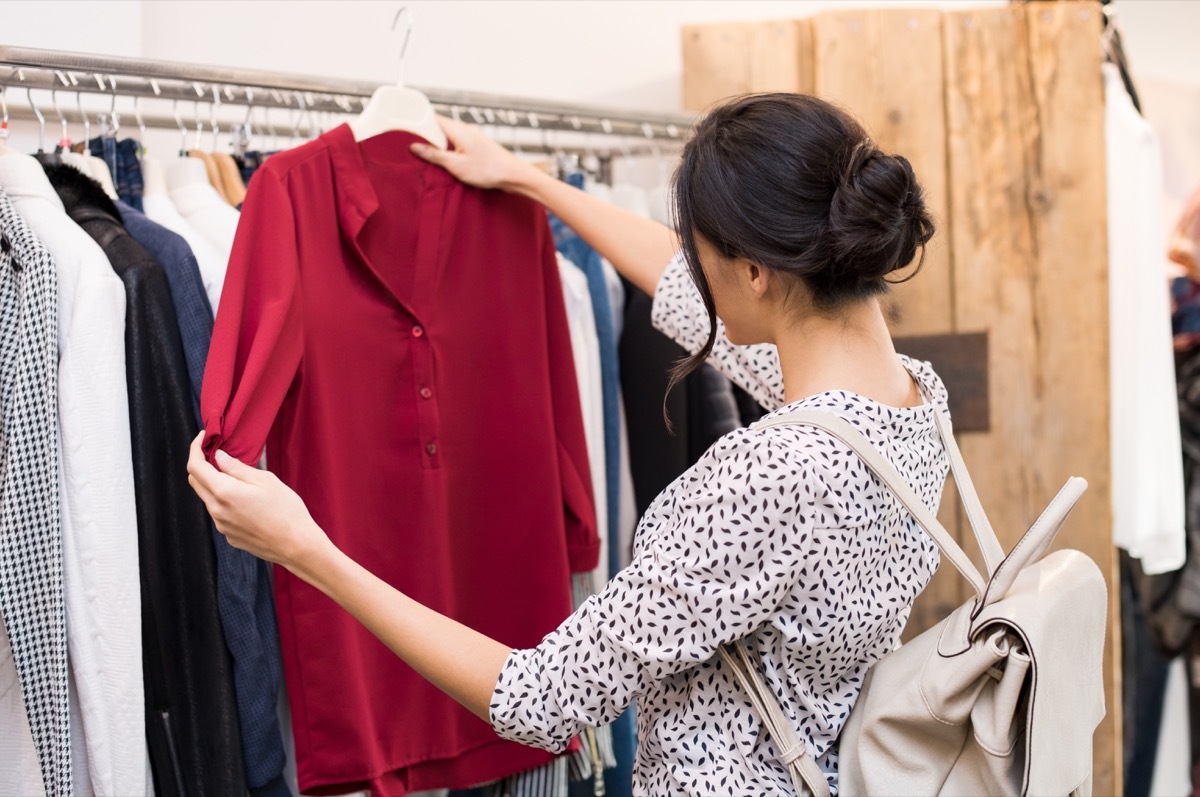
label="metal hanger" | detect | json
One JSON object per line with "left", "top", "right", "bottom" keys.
{"left": 51, "top": 87, "right": 69, "bottom": 150}
{"left": 100, "top": 75, "right": 120, "bottom": 139}
{"left": 0, "top": 86, "right": 10, "bottom": 144}
{"left": 77, "top": 89, "right": 91, "bottom": 149}
{"left": 26, "top": 87, "right": 46, "bottom": 154}
{"left": 173, "top": 97, "right": 188, "bottom": 156}
{"left": 233, "top": 88, "right": 255, "bottom": 157}
{"left": 393, "top": 6, "right": 414, "bottom": 86}
{"left": 209, "top": 85, "right": 221, "bottom": 152}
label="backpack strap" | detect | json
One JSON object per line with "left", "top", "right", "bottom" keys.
{"left": 718, "top": 641, "right": 831, "bottom": 797}
{"left": 752, "top": 408, "right": 990, "bottom": 602}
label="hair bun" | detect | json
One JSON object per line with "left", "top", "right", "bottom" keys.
{"left": 827, "top": 146, "right": 935, "bottom": 284}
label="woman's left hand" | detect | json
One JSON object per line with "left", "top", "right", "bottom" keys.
{"left": 187, "top": 434, "right": 331, "bottom": 571}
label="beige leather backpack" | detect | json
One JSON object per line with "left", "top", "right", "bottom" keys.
{"left": 719, "top": 406, "right": 1107, "bottom": 797}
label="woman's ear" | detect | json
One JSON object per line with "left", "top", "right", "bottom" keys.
{"left": 743, "top": 259, "right": 770, "bottom": 299}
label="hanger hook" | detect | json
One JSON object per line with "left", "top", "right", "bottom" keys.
{"left": 172, "top": 97, "right": 187, "bottom": 154}
{"left": 392, "top": 6, "right": 414, "bottom": 85}
{"left": 26, "top": 87, "right": 46, "bottom": 152}
{"left": 77, "top": 91, "right": 90, "bottom": 145}
{"left": 193, "top": 98, "right": 203, "bottom": 152}
{"left": 0, "top": 87, "right": 9, "bottom": 141}
{"left": 134, "top": 95, "right": 146, "bottom": 143}
{"left": 50, "top": 88, "right": 68, "bottom": 145}
{"left": 210, "top": 85, "right": 221, "bottom": 151}
{"left": 108, "top": 75, "right": 120, "bottom": 136}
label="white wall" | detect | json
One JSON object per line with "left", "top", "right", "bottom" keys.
{"left": 134, "top": 0, "right": 1006, "bottom": 113}
{"left": 2, "top": 0, "right": 1198, "bottom": 183}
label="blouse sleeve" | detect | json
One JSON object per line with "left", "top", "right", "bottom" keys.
{"left": 489, "top": 427, "right": 816, "bottom": 752}
{"left": 650, "top": 252, "right": 786, "bottom": 411}
{"left": 200, "top": 167, "right": 304, "bottom": 467}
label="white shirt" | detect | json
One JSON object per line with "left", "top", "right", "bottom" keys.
{"left": 166, "top": 168, "right": 239, "bottom": 288}
{"left": 142, "top": 193, "right": 227, "bottom": 314}
{"left": 491, "top": 254, "right": 948, "bottom": 795}
{"left": 1104, "top": 63, "right": 1186, "bottom": 574}
{"left": 0, "top": 152, "right": 149, "bottom": 796}
{"left": 558, "top": 254, "right": 609, "bottom": 594}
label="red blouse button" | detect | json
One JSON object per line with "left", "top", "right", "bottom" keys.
{"left": 419, "top": 386, "right": 433, "bottom": 400}
{"left": 425, "top": 442, "right": 438, "bottom": 456}
{"left": 412, "top": 325, "right": 425, "bottom": 338}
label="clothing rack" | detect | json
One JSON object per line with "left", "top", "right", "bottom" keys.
{"left": 0, "top": 45, "right": 693, "bottom": 158}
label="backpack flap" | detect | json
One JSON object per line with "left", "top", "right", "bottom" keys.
{"left": 967, "top": 548, "right": 1107, "bottom": 796}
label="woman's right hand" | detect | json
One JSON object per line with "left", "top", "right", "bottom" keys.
{"left": 411, "top": 116, "right": 537, "bottom": 192}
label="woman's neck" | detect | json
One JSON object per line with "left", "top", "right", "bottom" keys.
{"left": 773, "top": 297, "right": 922, "bottom": 409}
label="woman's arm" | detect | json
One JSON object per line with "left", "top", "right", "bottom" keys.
{"left": 411, "top": 116, "right": 678, "bottom": 297}
{"left": 186, "top": 436, "right": 509, "bottom": 722}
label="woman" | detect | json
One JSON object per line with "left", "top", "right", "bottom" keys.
{"left": 187, "top": 93, "right": 945, "bottom": 795}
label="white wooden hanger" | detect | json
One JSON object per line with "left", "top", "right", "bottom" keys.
{"left": 350, "top": 7, "right": 447, "bottom": 148}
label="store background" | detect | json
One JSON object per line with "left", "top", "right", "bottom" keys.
{"left": 6, "top": 0, "right": 1199, "bottom": 215}
{"left": 3, "top": 1, "right": 1198, "bottom": 794}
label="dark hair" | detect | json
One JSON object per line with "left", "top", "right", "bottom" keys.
{"left": 669, "top": 92, "right": 935, "bottom": 389}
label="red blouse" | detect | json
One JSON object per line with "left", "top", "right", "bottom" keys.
{"left": 201, "top": 124, "right": 598, "bottom": 796}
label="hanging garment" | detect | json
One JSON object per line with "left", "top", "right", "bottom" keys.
{"left": 212, "top": 152, "right": 248, "bottom": 207}
{"left": 116, "top": 201, "right": 290, "bottom": 797}
{"left": 558, "top": 254, "right": 608, "bottom": 594}
{"left": 0, "top": 190, "right": 69, "bottom": 797}
{"left": 0, "top": 153, "right": 147, "bottom": 797}
{"left": 1105, "top": 63, "right": 1186, "bottom": 574}
{"left": 447, "top": 257, "right": 614, "bottom": 797}
{"left": 549, "top": 174, "right": 620, "bottom": 583}
{"left": 141, "top": 154, "right": 227, "bottom": 314}
{"left": 233, "top": 150, "right": 268, "bottom": 187}
{"left": 550, "top": 182, "right": 635, "bottom": 797}
{"left": 617, "top": 277, "right": 745, "bottom": 516}
{"left": 86, "top": 137, "right": 144, "bottom": 212}
{"left": 202, "top": 124, "right": 597, "bottom": 796}
{"left": 45, "top": 163, "right": 246, "bottom": 797}
{"left": 166, "top": 160, "right": 240, "bottom": 257}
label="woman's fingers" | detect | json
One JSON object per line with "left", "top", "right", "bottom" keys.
{"left": 186, "top": 433, "right": 242, "bottom": 509}
{"left": 214, "top": 449, "right": 264, "bottom": 485}
{"left": 187, "top": 472, "right": 217, "bottom": 509}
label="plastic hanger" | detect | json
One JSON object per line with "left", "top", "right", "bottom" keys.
{"left": 350, "top": 7, "right": 447, "bottom": 148}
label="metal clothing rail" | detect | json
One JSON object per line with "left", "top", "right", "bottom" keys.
{"left": 0, "top": 45, "right": 695, "bottom": 142}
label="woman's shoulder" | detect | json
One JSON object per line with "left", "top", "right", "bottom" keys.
{"left": 899, "top": 354, "right": 950, "bottom": 407}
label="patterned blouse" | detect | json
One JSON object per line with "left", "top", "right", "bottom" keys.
{"left": 490, "top": 254, "right": 950, "bottom": 795}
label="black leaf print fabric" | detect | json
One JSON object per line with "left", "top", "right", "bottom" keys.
{"left": 490, "top": 255, "right": 950, "bottom": 796}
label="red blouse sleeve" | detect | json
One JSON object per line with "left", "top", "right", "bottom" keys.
{"left": 538, "top": 216, "right": 600, "bottom": 574}
{"left": 200, "top": 168, "right": 303, "bottom": 467}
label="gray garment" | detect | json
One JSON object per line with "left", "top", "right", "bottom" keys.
{"left": 0, "top": 189, "right": 69, "bottom": 795}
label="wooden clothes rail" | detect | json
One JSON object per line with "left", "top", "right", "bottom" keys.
{"left": 0, "top": 45, "right": 693, "bottom": 154}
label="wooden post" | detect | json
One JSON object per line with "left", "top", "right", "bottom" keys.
{"left": 681, "top": 4, "right": 1121, "bottom": 790}
{"left": 944, "top": 3, "right": 1118, "bottom": 793}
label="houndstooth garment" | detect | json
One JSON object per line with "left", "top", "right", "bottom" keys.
{"left": 0, "top": 189, "right": 69, "bottom": 795}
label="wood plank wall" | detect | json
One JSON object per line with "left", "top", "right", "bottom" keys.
{"left": 683, "top": 3, "right": 1119, "bottom": 794}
